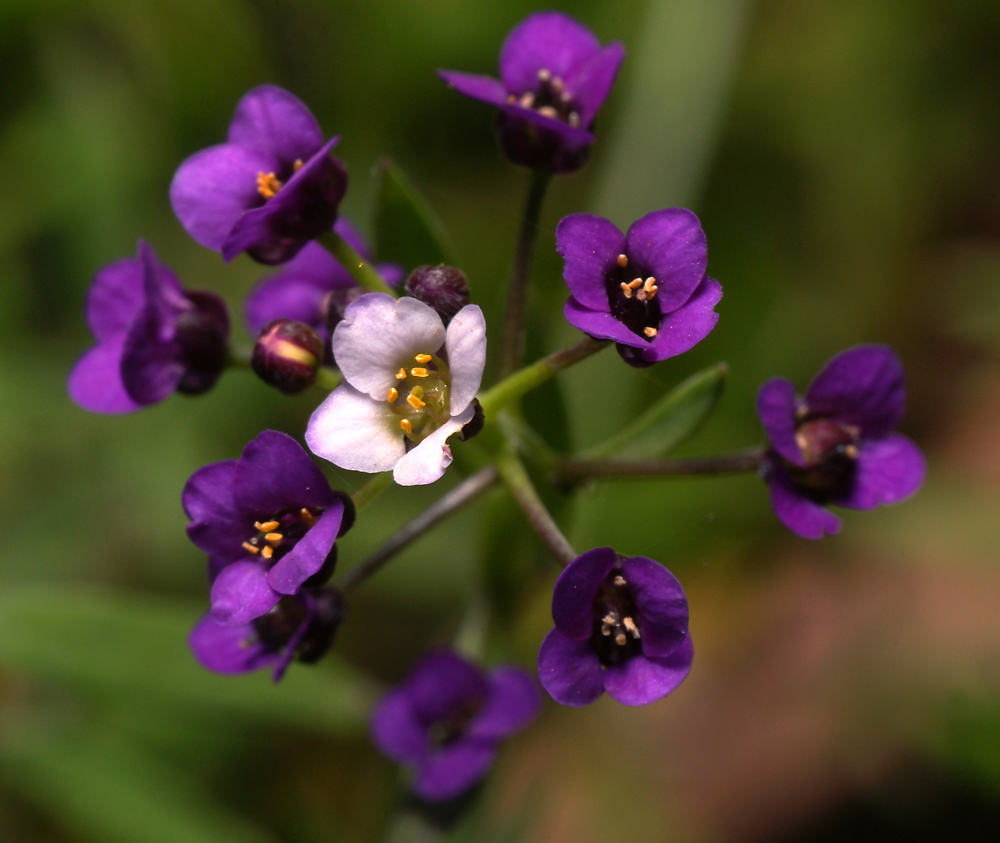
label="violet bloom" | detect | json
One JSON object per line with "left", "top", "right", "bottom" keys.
{"left": 244, "top": 218, "right": 403, "bottom": 344}
{"left": 557, "top": 209, "right": 722, "bottom": 367}
{"left": 306, "top": 294, "right": 486, "bottom": 486}
{"left": 538, "top": 548, "right": 693, "bottom": 707}
{"left": 439, "top": 11, "right": 624, "bottom": 173}
{"left": 170, "top": 85, "right": 347, "bottom": 265}
{"left": 757, "top": 345, "right": 926, "bottom": 539}
{"left": 371, "top": 650, "right": 540, "bottom": 802}
{"left": 190, "top": 587, "right": 343, "bottom": 683}
{"left": 68, "top": 241, "right": 229, "bottom": 414}
{"left": 182, "top": 430, "right": 354, "bottom": 625}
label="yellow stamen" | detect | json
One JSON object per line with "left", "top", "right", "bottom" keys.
{"left": 261, "top": 545, "right": 274, "bottom": 560}
{"left": 796, "top": 405, "right": 809, "bottom": 420}
{"left": 264, "top": 532, "right": 284, "bottom": 544}
{"left": 410, "top": 367, "right": 429, "bottom": 378}
{"left": 242, "top": 541, "right": 260, "bottom": 555}
{"left": 255, "top": 520, "right": 280, "bottom": 532}
{"left": 256, "top": 171, "right": 283, "bottom": 199}
{"left": 623, "top": 617, "right": 641, "bottom": 638}
{"left": 387, "top": 387, "right": 399, "bottom": 402}
{"left": 507, "top": 94, "right": 516, "bottom": 103}
{"left": 644, "top": 277, "right": 657, "bottom": 293}
{"left": 415, "top": 353, "right": 432, "bottom": 364}
{"left": 551, "top": 76, "right": 564, "bottom": 94}
{"left": 620, "top": 281, "right": 633, "bottom": 299}
{"left": 615, "top": 632, "right": 627, "bottom": 647}
{"left": 400, "top": 418, "right": 412, "bottom": 434}
{"left": 293, "top": 158, "right": 304, "bottom": 171}
{"left": 614, "top": 575, "right": 626, "bottom": 587}
{"left": 538, "top": 106, "right": 557, "bottom": 119}
{"left": 845, "top": 444, "right": 859, "bottom": 459}
{"left": 644, "top": 327, "right": 658, "bottom": 338}
{"left": 628, "top": 278, "right": 643, "bottom": 289}
{"left": 519, "top": 92, "right": 534, "bottom": 108}
{"left": 407, "top": 393, "right": 426, "bottom": 410}
{"left": 617, "top": 254, "right": 628, "bottom": 268}
{"left": 537, "top": 68, "right": 551, "bottom": 82}
{"left": 395, "top": 368, "right": 407, "bottom": 380}
{"left": 300, "top": 508, "right": 314, "bottom": 523}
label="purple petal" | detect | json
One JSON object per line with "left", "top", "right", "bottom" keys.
{"left": 266, "top": 501, "right": 344, "bottom": 594}
{"left": 766, "top": 461, "right": 842, "bottom": 539}
{"left": 120, "top": 309, "right": 184, "bottom": 406}
{"left": 625, "top": 209, "right": 707, "bottom": 314}
{"left": 170, "top": 144, "right": 276, "bottom": 251}
{"left": 497, "top": 101, "right": 595, "bottom": 145}
{"left": 556, "top": 213, "right": 625, "bottom": 311}
{"left": 413, "top": 741, "right": 496, "bottom": 803}
{"left": 371, "top": 688, "right": 428, "bottom": 764}
{"left": 564, "top": 41, "right": 625, "bottom": 127}
{"left": 834, "top": 433, "right": 926, "bottom": 511}
{"left": 444, "top": 305, "right": 487, "bottom": 413}
{"left": 227, "top": 85, "right": 324, "bottom": 165}
{"left": 245, "top": 277, "right": 331, "bottom": 336}
{"left": 333, "top": 217, "right": 372, "bottom": 259}
{"left": 551, "top": 547, "right": 617, "bottom": 639}
{"left": 563, "top": 297, "right": 648, "bottom": 346}
{"left": 467, "top": 667, "right": 540, "bottom": 741}
{"left": 437, "top": 70, "right": 510, "bottom": 107}
{"left": 602, "top": 635, "right": 693, "bottom": 706}
{"left": 642, "top": 275, "right": 722, "bottom": 363}
{"left": 757, "top": 377, "right": 805, "bottom": 466}
{"left": 84, "top": 258, "right": 145, "bottom": 340}
{"left": 537, "top": 627, "right": 604, "bottom": 707}
{"left": 189, "top": 614, "right": 276, "bottom": 674}
{"left": 306, "top": 384, "right": 407, "bottom": 474}
{"left": 805, "top": 345, "right": 906, "bottom": 438}
{"left": 500, "top": 12, "right": 600, "bottom": 95}
{"left": 67, "top": 336, "right": 141, "bottom": 414}
{"left": 232, "top": 430, "right": 334, "bottom": 516}
{"left": 270, "top": 596, "right": 316, "bottom": 683}
{"left": 620, "top": 557, "right": 688, "bottom": 659}
{"left": 392, "top": 409, "right": 470, "bottom": 487}
{"left": 209, "top": 560, "right": 281, "bottom": 625}
{"left": 408, "top": 650, "right": 488, "bottom": 725}
{"left": 183, "top": 460, "right": 248, "bottom": 559}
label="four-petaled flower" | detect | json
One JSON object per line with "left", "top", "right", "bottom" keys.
{"left": 538, "top": 547, "right": 693, "bottom": 707}
{"left": 182, "top": 430, "right": 354, "bottom": 625}
{"left": 557, "top": 209, "right": 722, "bottom": 367}
{"left": 170, "top": 85, "right": 347, "bottom": 265}
{"left": 370, "top": 649, "right": 540, "bottom": 802}
{"left": 68, "top": 240, "right": 229, "bottom": 414}
{"left": 439, "top": 11, "right": 624, "bottom": 173}
{"left": 756, "top": 345, "right": 926, "bottom": 539}
{"left": 306, "top": 294, "right": 486, "bottom": 486}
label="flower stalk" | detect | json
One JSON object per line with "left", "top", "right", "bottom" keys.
{"left": 556, "top": 447, "right": 765, "bottom": 483}
{"left": 319, "top": 229, "right": 395, "bottom": 295}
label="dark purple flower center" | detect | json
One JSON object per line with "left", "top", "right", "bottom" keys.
{"left": 786, "top": 413, "right": 860, "bottom": 500}
{"left": 604, "top": 252, "right": 662, "bottom": 342}
{"left": 507, "top": 68, "right": 582, "bottom": 128}
{"left": 426, "top": 693, "right": 486, "bottom": 749}
{"left": 253, "top": 588, "right": 343, "bottom": 664}
{"left": 590, "top": 569, "right": 643, "bottom": 666}
{"left": 174, "top": 291, "right": 230, "bottom": 395}
{"left": 254, "top": 159, "right": 304, "bottom": 205}
{"left": 242, "top": 505, "right": 334, "bottom": 581}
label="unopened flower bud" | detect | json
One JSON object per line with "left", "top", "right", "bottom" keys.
{"left": 404, "top": 265, "right": 471, "bottom": 324}
{"left": 176, "top": 290, "right": 230, "bottom": 395}
{"left": 323, "top": 286, "right": 368, "bottom": 341}
{"left": 296, "top": 588, "right": 346, "bottom": 664}
{"left": 252, "top": 319, "right": 323, "bottom": 394}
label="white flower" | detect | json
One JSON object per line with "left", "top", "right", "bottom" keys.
{"left": 306, "top": 294, "right": 486, "bottom": 486}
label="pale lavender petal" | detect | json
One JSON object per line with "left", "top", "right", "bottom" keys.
{"left": 67, "top": 337, "right": 141, "bottom": 414}
{"left": 564, "top": 41, "right": 625, "bottom": 127}
{"left": 444, "top": 305, "right": 486, "bottom": 412}
{"left": 233, "top": 430, "right": 334, "bottom": 516}
{"left": 170, "top": 144, "right": 275, "bottom": 251}
{"left": 625, "top": 209, "right": 707, "bottom": 313}
{"left": 603, "top": 634, "right": 693, "bottom": 706}
{"left": 413, "top": 742, "right": 496, "bottom": 803}
{"left": 766, "top": 462, "right": 842, "bottom": 539}
{"left": 620, "top": 556, "right": 688, "bottom": 659}
{"left": 537, "top": 628, "right": 604, "bottom": 707}
{"left": 392, "top": 408, "right": 472, "bottom": 486}
{"left": 834, "top": 433, "right": 925, "bottom": 511}
{"left": 805, "top": 345, "right": 906, "bottom": 438}
{"left": 467, "top": 668, "right": 540, "bottom": 741}
{"left": 84, "top": 258, "right": 144, "bottom": 340}
{"left": 332, "top": 294, "right": 445, "bottom": 399}
{"left": 210, "top": 559, "right": 281, "bottom": 625}
{"left": 437, "top": 70, "right": 510, "bottom": 107}
{"left": 642, "top": 276, "right": 722, "bottom": 363}
{"left": 757, "top": 377, "right": 805, "bottom": 466}
{"left": 408, "top": 650, "right": 488, "bottom": 724}
{"left": 267, "top": 502, "right": 344, "bottom": 594}
{"left": 306, "top": 384, "right": 406, "bottom": 473}
{"left": 370, "top": 689, "right": 427, "bottom": 764}
{"left": 500, "top": 12, "right": 600, "bottom": 94}
{"left": 551, "top": 547, "right": 617, "bottom": 639}
{"left": 227, "top": 85, "right": 323, "bottom": 164}
{"left": 189, "top": 614, "right": 276, "bottom": 674}
{"left": 556, "top": 213, "right": 624, "bottom": 311}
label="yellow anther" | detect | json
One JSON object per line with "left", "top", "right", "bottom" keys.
{"left": 410, "top": 367, "right": 429, "bottom": 378}
{"left": 796, "top": 405, "right": 809, "bottom": 420}
{"left": 519, "top": 92, "right": 535, "bottom": 108}
{"left": 407, "top": 393, "right": 426, "bottom": 410}
{"left": 620, "top": 281, "right": 633, "bottom": 299}
{"left": 264, "top": 532, "right": 284, "bottom": 544}
{"left": 256, "top": 171, "right": 283, "bottom": 199}
{"left": 602, "top": 614, "right": 617, "bottom": 626}
{"left": 507, "top": 94, "right": 516, "bottom": 103}
{"left": 537, "top": 68, "right": 551, "bottom": 82}
{"left": 300, "top": 508, "right": 315, "bottom": 523}
{"left": 623, "top": 617, "right": 641, "bottom": 638}
{"left": 395, "top": 368, "right": 407, "bottom": 380}
{"left": 551, "top": 76, "right": 565, "bottom": 94}
{"left": 538, "top": 106, "right": 558, "bottom": 119}
{"left": 568, "top": 112, "right": 581, "bottom": 127}
{"left": 387, "top": 387, "right": 399, "bottom": 402}
{"left": 400, "top": 418, "right": 412, "bottom": 434}
{"left": 256, "top": 520, "right": 280, "bottom": 533}
{"left": 617, "top": 254, "right": 629, "bottom": 268}
{"left": 644, "top": 327, "right": 658, "bottom": 338}
{"left": 293, "top": 158, "right": 304, "bottom": 171}
{"left": 415, "top": 353, "right": 432, "bottom": 364}
{"left": 615, "top": 632, "right": 627, "bottom": 647}
{"left": 614, "top": 575, "right": 626, "bottom": 587}
{"left": 261, "top": 545, "right": 274, "bottom": 560}
{"left": 845, "top": 444, "right": 859, "bottom": 459}
{"left": 628, "top": 278, "right": 643, "bottom": 289}
{"left": 242, "top": 541, "right": 260, "bottom": 555}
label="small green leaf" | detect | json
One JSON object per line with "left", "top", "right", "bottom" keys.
{"left": 370, "top": 156, "right": 455, "bottom": 271}
{"left": 584, "top": 362, "right": 728, "bottom": 459}
{"left": 0, "top": 584, "right": 374, "bottom": 734}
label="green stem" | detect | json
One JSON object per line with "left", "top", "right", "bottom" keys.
{"left": 478, "top": 336, "right": 610, "bottom": 420}
{"left": 226, "top": 343, "right": 253, "bottom": 370}
{"left": 556, "top": 447, "right": 765, "bottom": 483}
{"left": 349, "top": 472, "right": 392, "bottom": 511}
{"left": 498, "top": 169, "right": 553, "bottom": 379}
{"left": 318, "top": 230, "right": 394, "bottom": 294}
{"left": 313, "top": 367, "right": 342, "bottom": 392}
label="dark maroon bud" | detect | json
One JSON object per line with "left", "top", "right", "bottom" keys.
{"left": 404, "top": 265, "right": 471, "bottom": 324}
{"left": 458, "top": 398, "right": 484, "bottom": 441}
{"left": 323, "top": 286, "right": 369, "bottom": 340}
{"left": 496, "top": 113, "right": 590, "bottom": 174}
{"left": 252, "top": 319, "right": 324, "bottom": 394}
{"left": 176, "top": 290, "right": 230, "bottom": 395}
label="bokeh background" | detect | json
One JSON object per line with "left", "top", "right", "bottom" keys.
{"left": 2, "top": 0, "right": 1000, "bottom": 840}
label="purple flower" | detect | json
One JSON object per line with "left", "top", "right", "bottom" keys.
{"left": 370, "top": 650, "right": 540, "bottom": 802}
{"left": 182, "top": 430, "right": 354, "bottom": 625}
{"left": 557, "top": 209, "right": 722, "bottom": 367}
{"left": 306, "top": 294, "right": 486, "bottom": 486}
{"left": 68, "top": 241, "right": 229, "bottom": 414}
{"left": 244, "top": 218, "right": 403, "bottom": 345}
{"left": 757, "top": 345, "right": 926, "bottom": 539}
{"left": 538, "top": 548, "right": 693, "bottom": 707}
{"left": 189, "top": 587, "right": 343, "bottom": 683}
{"left": 439, "top": 11, "right": 624, "bottom": 173}
{"left": 170, "top": 85, "right": 347, "bottom": 265}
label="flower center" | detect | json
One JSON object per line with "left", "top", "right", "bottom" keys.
{"left": 506, "top": 67, "right": 583, "bottom": 128}
{"left": 426, "top": 693, "right": 485, "bottom": 749}
{"left": 386, "top": 352, "right": 452, "bottom": 443}
{"left": 255, "top": 159, "right": 304, "bottom": 200}
{"left": 241, "top": 506, "right": 322, "bottom": 563}
{"left": 591, "top": 571, "right": 643, "bottom": 666}
{"left": 604, "top": 252, "right": 662, "bottom": 341}
{"left": 786, "top": 410, "right": 860, "bottom": 500}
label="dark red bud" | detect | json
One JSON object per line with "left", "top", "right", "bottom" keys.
{"left": 404, "top": 265, "right": 471, "bottom": 324}
{"left": 252, "top": 319, "right": 324, "bottom": 394}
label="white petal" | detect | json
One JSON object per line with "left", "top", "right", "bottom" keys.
{"left": 445, "top": 305, "right": 487, "bottom": 413}
{"left": 332, "top": 294, "right": 446, "bottom": 399}
{"left": 392, "top": 405, "right": 475, "bottom": 486}
{"left": 306, "top": 383, "right": 406, "bottom": 473}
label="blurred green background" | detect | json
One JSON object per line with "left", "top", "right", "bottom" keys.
{"left": 2, "top": 0, "right": 1000, "bottom": 840}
